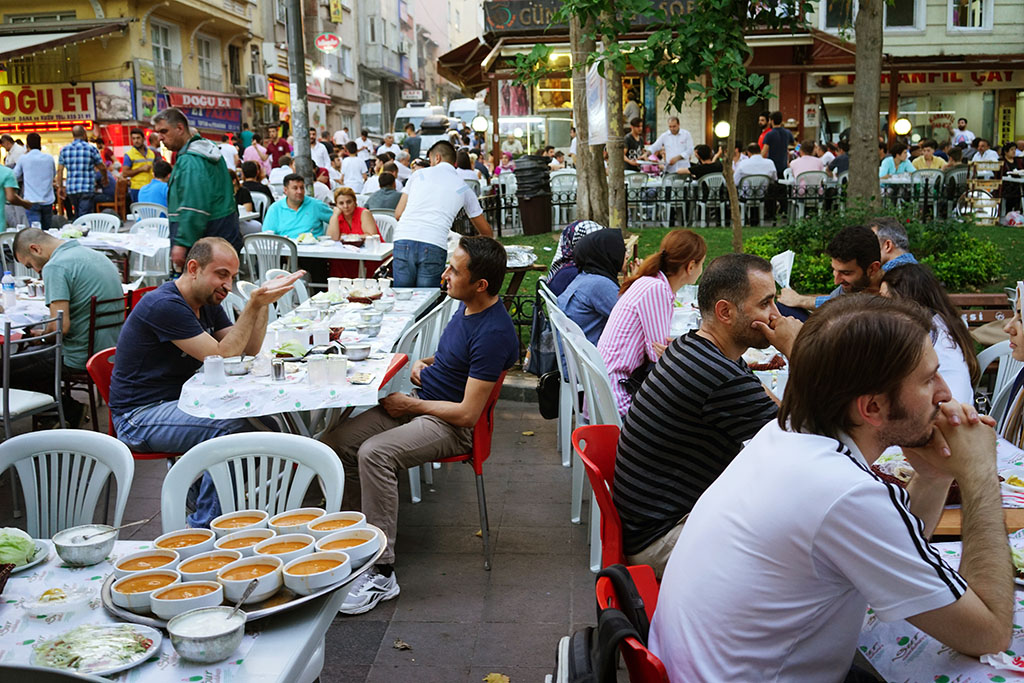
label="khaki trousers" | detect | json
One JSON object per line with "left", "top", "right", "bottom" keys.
{"left": 322, "top": 406, "right": 473, "bottom": 565}
{"left": 625, "top": 515, "right": 688, "bottom": 580}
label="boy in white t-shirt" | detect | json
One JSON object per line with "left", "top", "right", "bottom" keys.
{"left": 651, "top": 294, "right": 1012, "bottom": 682}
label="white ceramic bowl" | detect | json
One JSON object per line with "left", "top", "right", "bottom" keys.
{"left": 153, "top": 528, "right": 216, "bottom": 560}
{"left": 267, "top": 508, "right": 326, "bottom": 535}
{"left": 393, "top": 289, "right": 414, "bottom": 301}
{"left": 150, "top": 581, "right": 224, "bottom": 621}
{"left": 282, "top": 551, "right": 352, "bottom": 596}
{"left": 1002, "top": 468, "right": 1024, "bottom": 492}
{"left": 253, "top": 533, "right": 315, "bottom": 566}
{"left": 52, "top": 524, "right": 118, "bottom": 567}
{"left": 209, "top": 509, "right": 269, "bottom": 538}
{"left": 314, "top": 527, "right": 381, "bottom": 565}
{"left": 214, "top": 528, "right": 276, "bottom": 557}
{"left": 177, "top": 549, "right": 244, "bottom": 583}
{"left": 111, "top": 569, "right": 181, "bottom": 614}
{"left": 217, "top": 555, "right": 283, "bottom": 605}
{"left": 112, "top": 548, "right": 180, "bottom": 579}
{"left": 305, "top": 512, "right": 367, "bottom": 541}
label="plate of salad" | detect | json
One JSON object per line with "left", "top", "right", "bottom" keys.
{"left": 32, "top": 623, "right": 161, "bottom": 676}
{"left": 0, "top": 528, "right": 50, "bottom": 574}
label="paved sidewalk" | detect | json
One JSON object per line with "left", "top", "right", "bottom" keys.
{"left": 0, "top": 400, "right": 595, "bottom": 682}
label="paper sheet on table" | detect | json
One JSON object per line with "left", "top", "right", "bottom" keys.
{"left": 770, "top": 250, "right": 795, "bottom": 289}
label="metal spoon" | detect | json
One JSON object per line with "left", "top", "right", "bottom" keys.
{"left": 229, "top": 579, "right": 260, "bottom": 620}
{"left": 75, "top": 511, "right": 160, "bottom": 543}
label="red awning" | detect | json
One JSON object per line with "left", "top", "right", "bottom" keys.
{"left": 307, "top": 86, "right": 331, "bottom": 104}
{"left": 163, "top": 87, "right": 242, "bottom": 111}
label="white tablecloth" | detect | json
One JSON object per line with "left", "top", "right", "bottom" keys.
{"left": 294, "top": 241, "right": 393, "bottom": 262}
{"left": 73, "top": 232, "right": 170, "bottom": 258}
{"left": 1, "top": 298, "right": 51, "bottom": 328}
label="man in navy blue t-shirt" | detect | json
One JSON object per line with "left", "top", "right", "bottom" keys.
{"left": 110, "top": 237, "right": 303, "bottom": 526}
{"left": 323, "top": 236, "right": 519, "bottom": 615}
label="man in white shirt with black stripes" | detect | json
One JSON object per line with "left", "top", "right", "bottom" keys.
{"left": 651, "top": 293, "right": 1012, "bottom": 682}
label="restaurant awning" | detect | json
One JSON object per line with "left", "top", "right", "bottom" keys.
{"left": 0, "top": 19, "right": 130, "bottom": 61}
{"left": 437, "top": 38, "right": 498, "bottom": 97}
{"left": 163, "top": 87, "right": 242, "bottom": 111}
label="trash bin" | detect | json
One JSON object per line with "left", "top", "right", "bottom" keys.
{"left": 514, "top": 155, "right": 552, "bottom": 235}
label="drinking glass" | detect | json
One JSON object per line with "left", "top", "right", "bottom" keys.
{"left": 327, "top": 356, "right": 348, "bottom": 385}
{"left": 307, "top": 355, "right": 328, "bottom": 387}
{"left": 204, "top": 355, "right": 226, "bottom": 385}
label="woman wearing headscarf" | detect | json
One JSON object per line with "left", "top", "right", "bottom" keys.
{"left": 546, "top": 220, "right": 606, "bottom": 295}
{"left": 557, "top": 229, "right": 626, "bottom": 345}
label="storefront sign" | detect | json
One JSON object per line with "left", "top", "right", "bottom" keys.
{"left": 165, "top": 89, "right": 242, "bottom": 110}
{"left": 134, "top": 59, "right": 158, "bottom": 120}
{"left": 329, "top": 0, "right": 345, "bottom": 23}
{"left": 402, "top": 89, "right": 424, "bottom": 101}
{"left": 808, "top": 70, "right": 1024, "bottom": 93}
{"left": 999, "top": 106, "right": 1015, "bottom": 147}
{"left": 94, "top": 81, "right": 135, "bottom": 121}
{"left": 0, "top": 83, "right": 94, "bottom": 124}
{"left": 315, "top": 33, "right": 341, "bottom": 54}
{"left": 156, "top": 94, "right": 241, "bottom": 134}
{"left": 484, "top": 0, "right": 689, "bottom": 32}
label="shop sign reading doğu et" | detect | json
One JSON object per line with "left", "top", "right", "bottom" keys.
{"left": 0, "top": 83, "right": 94, "bottom": 123}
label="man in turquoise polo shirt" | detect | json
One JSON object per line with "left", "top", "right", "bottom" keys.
{"left": 262, "top": 173, "right": 333, "bottom": 239}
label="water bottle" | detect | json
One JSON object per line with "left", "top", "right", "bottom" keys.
{"left": 2, "top": 271, "right": 16, "bottom": 311}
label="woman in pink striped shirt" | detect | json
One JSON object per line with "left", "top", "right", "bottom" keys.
{"left": 598, "top": 230, "right": 707, "bottom": 416}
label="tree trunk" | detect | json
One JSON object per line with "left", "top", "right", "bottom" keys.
{"left": 570, "top": 17, "right": 607, "bottom": 224}
{"left": 605, "top": 55, "right": 626, "bottom": 230}
{"left": 848, "top": 0, "right": 882, "bottom": 204}
{"left": 722, "top": 88, "right": 743, "bottom": 253}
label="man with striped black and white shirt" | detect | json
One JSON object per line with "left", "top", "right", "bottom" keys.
{"left": 650, "top": 294, "right": 1011, "bottom": 681}
{"left": 613, "top": 254, "right": 802, "bottom": 577}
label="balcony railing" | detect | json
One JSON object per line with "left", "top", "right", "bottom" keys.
{"left": 199, "top": 72, "right": 224, "bottom": 92}
{"left": 154, "top": 60, "right": 184, "bottom": 88}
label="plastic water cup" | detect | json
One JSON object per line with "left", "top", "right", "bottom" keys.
{"left": 204, "top": 355, "right": 226, "bottom": 385}
{"left": 377, "top": 278, "right": 392, "bottom": 296}
{"left": 339, "top": 278, "right": 353, "bottom": 288}
{"left": 312, "top": 325, "right": 330, "bottom": 346}
{"left": 307, "top": 355, "right": 328, "bottom": 387}
{"left": 774, "top": 370, "right": 789, "bottom": 398}
{"left": 327, "top": 278, "right": 343, "bottom": 295}
{"left": 327, "top": 356, "right": 348, "bottom": 385}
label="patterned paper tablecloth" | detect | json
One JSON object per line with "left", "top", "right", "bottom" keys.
{"left": 0, "top": 540, "right": 259, "bottom": 682}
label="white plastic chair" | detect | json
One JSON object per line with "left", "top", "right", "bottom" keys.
{"left": 3, "top": 314, "right": 66, "bottom": 437}
{"left": 550, "top": 171, "right": 578, "bottom": 225}
{"left": 128, "top": 217, "right": 170, "bottom": 285}
{"left": 355, "top": 194, "right": 369, "bottom": 207}
{"left": 0, "top": 429, "right": 134, "bottom": 536}
{"left": 160, "top": 432, "right": 345, "bottom": 533}
{"left": 660, "top": 174, "right": 689, "bottom": 226}
{"left": 129, "top": 202, "right": 166, "bottom": 220}
{"left": 220, "top": 290, "right": 245, "bottom": 323}
{"left": 373, "top": 214, "right": 398, "bottom": 242}
{"left": 73, "top": 213, "right": 120, "bottom": 234}
{"left": 250, "top": 192, "right": 270, "bottom": 221}
{"left": 241, "top": 233, "right": 298, "bottom": 280}
{"left": 464, "top": 178, "right": 481, "bottom": 196}
{"left": 976, "top": 340, "right": 1024, "bottom": 424}
{"left": 539, "top": 282, "right": 573, "bottom": 468}
{"left": 911, "top": 169, "right": 944, "bottom": 218}
{"left": 696, "top": 173, "right": 728, "bottom": 227}
{"left": 0, "top": 230, "right": 34, "bottom": 279}
{"left": 791, "top": 170, "right": 829, "bottom": 221}
{"left": 737, "top": 174, "right": 771, "bottom": 225}
{"left": 264, "top": 267, "right": 309, "bottom": 315}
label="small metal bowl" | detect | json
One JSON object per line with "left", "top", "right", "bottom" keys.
{"left": 223, "top": 356, "right": 254, "bottom": 376}
{"left": 167, "top": 605, "right": 246, "bottom": 664}
{"left": 342, "top": 342, "right": 372, "bottom": 360}
{"left": 356, "top": 323, "right": 380, "bottom": 338}
{"left": 52, "top": 524, "right": 118, "bottom": 567}
{"left": 393, "top": 289, "right": 414, "bottom": 301}
{"left": 359, "top": 311, "right": 384, "bottom": 325}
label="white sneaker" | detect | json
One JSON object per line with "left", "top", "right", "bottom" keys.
{"left": 338, "top": 569, "right": 400, "bottom": 615}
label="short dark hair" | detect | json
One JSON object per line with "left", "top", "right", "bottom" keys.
{"left": 826, "top": 225, "right": 881, "bottom": 273}
{"left": 278, "top": 154, "right": 292, "bottom": 167}
{"left": 920, "top": 138, "right": 937, "bottom": 150}
{"left": 379, "top": 172, "right": 396, "bottom": 188}
{"left": 241, "top": 160, "right": 259, "bottom": 179}
{"left": 405, "top": 123, "right": 415, "bottom": 132}
{"left": 746, "top": 142, "right": 760, "bottom": 155}
{"left": 694, "top": 144, "right": 713, "bottom": 161}
{"left": 759, "top": 111, "right": 770, "bottom": 121}
{"left": 153, "top": 107, "right": 189, "bottom": 129}
{"left": 26, "top": 133, "right": 41, "bottom": 150}
{"left": 976, "top": 137, "right": 990, "bottom": 147}
{"left": 252, "top": 132, "right": 263, "bottom": 144}
{"left": 13, "top": 227, "right": 58, "bottom": 256}
{"left": 459, "top": 236, "right": 506, "bottom": 296}
{"left": 428, "top": 140, "right": 457, "bottom": 164}
{"left": 837, "top": 140, "right": 850, "bottom": 153}
{"left": 382, "top": 162, "right": 398, "bottom": 175}
{"left": 889, "top": 142, "right": 907, "bottom": 157}
{"left": 186, "top": 237, "right": 236, "bottom": 268}
{"left": 360, "top": 129, "right": 369, "bottom": 136}
{"left": 152, "top": 159, "right": 172, "bottom": 179}
{"left": 222, "top": 134, "right": 231, "bottom": 142}
{"left": 130, "top": 128, "right": 145, "bottom": 138}
{"left": 770, "top": 111, "right": 782, "bottom": 125}
{"left": 283, "top": 173, "right": 305, "bottom": 187}
{"left": 696, "top": 253, "right": 772, "bottom": 318}
{"left": 456, "top": 149, "right": 473, "bottom": 170}
{"left": 345, "top": 141, "right": 358, "bottom": 155}
{"left": 779, "top": 294, "right": 933, "bottom": 440}
{"left": 958, "top": 117, "right": 967, "bottom": 125}
{"left": 868, "top": 216, "right": 909, "bottom": 250}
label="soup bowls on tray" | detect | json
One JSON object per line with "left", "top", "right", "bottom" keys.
{"left": 177, "top": 549, "right": 244, "bottom": 583}
{"left": 305, "top": 512, "right": 366, "bottom": 541}
{"left": 111, "top": 569, "right": 182, "bottom": 613}
{"left": 283, "top": 551, "right": 352, "bottom": 596}
{"left": 268, "top": 508, "right": 325, "bottom": 535}
{"left": 209, "top": 509, "right": 269, "bottom": 538}
{"left": 253, "top": 533, "right": 315, "bottom": 566}
{"left": 113, "top": 548, "right": 180, "bottom": 579}
{"left": 153, "top": 528, "right": 216, "bottom": 560}
{"left": 314, "top": 527, "right": 381, "bottom": 565}
{"left": 150, "top": 581, "right": 224, "bottom": 621}
{"left": 217, "top": 555, "right": 284, "bottom": 604}
{"left": 214, "top": 528, "right": 276, "bottom": 557}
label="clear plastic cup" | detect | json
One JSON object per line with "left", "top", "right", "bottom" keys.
{"left": 204, "top": 355, "right": 226, "bottom": 385}
{"left": 307, "top": 355, "right": 328, "bottom": 387}
{"left": 312, "top": 325, "right": 330, "bottom": 346}
{"left": 327, "top": 356, "right": 348, "bottom": 385}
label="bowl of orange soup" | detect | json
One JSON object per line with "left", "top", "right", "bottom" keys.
{"left": 253, "top": 533, "right": 315, "bottom": 566}
{"left": 314, "top": 528, "right": 381, "bottom": 565}
{"left": 209, "top": 509, "right": 269, "bottom": 538}
{"left": 111, "top": 569, "right": 181, "bottom": 613}
{"left": 283, "top": 551, "right": 352, "bottom": 596}
{"left": 268, "top": 508, "right": 326, "bottom": 535}
{"left": 151, "top": 580, "right": 224, "bottom": 620}
{"left": 177, "top": 549, "right": 243, "bottom": 582}
{"left": 113, "top": 548, "right": 180, "bottom": 579}
{"left": 305, "top": 512, "right": 366, "bottom": 541}
{"left": 213, "top": 528, "right": 276, "bottom": 558}
{"left": 153, "top": 529, "right": 216, "bottom": 560}
{"left": 217, "top": 556, "right": 283, "bottom": 604}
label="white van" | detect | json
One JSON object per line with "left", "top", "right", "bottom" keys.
{"left": 448, "top": 98, "right": 488, "bottom": 126}
{"left": 393, "top": 102, "right": 445, "bottom": 138}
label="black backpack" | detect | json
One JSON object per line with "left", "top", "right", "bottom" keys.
{"left": 595, "top": 564, "right": 651, "bottom": 644}
{"left": 551, "top": 608, "right": 641, "bottom": 683}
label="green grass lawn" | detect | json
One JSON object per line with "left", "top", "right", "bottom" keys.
{"left": 500, "top": 224, "right": 1024, "bottom": 296}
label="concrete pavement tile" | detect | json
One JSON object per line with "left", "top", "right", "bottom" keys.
{"left": 394, "top": 551, "right": 495, "bottom": 583}
{"left": 466, "top": 666, "right": 557, "bottom": 683}
{"left": 373, "top": 622, "right": 478, "bottom": 668}
{"left": 396, "top": 525, "right": 494, "bottom": 555}
{"left": 323, "top": 619, "right": 389, "bottom": 666}
{"left": 471, "top": 622, "right": 567, "bottom": 669}
{"left": 401, "top": 501, "right": 503, "bottom": 528}
{"left": 390, "top": 573, "right": 488, "bottom": 623}
{"left": 499, "top": 502, "right": 571, "bottom": 528}
{"left": 325, "top": 665, "right": 370, "bottom": 682}
{"left": 487, "top": 553, "right": 572, "bottom": 590}
{"left": 367, "top": 665, "right": 470, "bottom": 682}
{"left": 481, "top": 582, "right": 571, "bottom": 625}
{"left": 503, "top": 479, "right": 572, "bottom": 504}
{"left": 493, "top": 526, "right": 572, "bottom": 556}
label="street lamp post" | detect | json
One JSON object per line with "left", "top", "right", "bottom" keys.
{"left": 286, "top": 0, "right": 313, "bottom": 188}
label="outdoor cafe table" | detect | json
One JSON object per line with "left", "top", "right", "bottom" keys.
{"left": 294, "top": 240, "right": 393, "bottom": 279}
{"left": 48, "top": 230, "right": 170, "bottom": 259}
{"left": 0, "top": 539, "right": 353, "bottom": 682}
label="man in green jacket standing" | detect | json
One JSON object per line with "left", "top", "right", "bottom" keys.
{"left": 153, "top": 108, "right": 242, "bottom": 270}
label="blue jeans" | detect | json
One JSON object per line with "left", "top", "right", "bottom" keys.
{"left": 129, "top": 189, "right": 140, "bottom": 204}
{"left": 113, "top": 401, "right": 262, "bottom": 528}
{"left": 393, "top": 239, "right": 447, "bottom": 288}
{"left": 67, "top": 193, "right": 94, "bottom": 219}
{"left": 25, "top": 204, "right": 53, "bottom": 229}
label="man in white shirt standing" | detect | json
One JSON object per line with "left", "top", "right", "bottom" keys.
{"left": 1, "top": 135, "right": 27, "bottom": 169}
{"left": 952, "top": 117, "right": 975, "bottom": 147}
{"left": 309, "top": 128, "right": 331, "bottom": 170}
{"left": 340, "top": 141, "right": 367, "bottom": 193}
{"left": 393, "top": 140, "right": 492, "bottom": 287}
{"left": 218, "top": 135, "right": 239, "bottom": 173}
{"left": 377, "top": 134, "right": 401, "bottom": 158}
{"left": 355, "top": 130, "right": 374, "bottom": 162}
{"left": 650, "top": 293, "right": 1012, "bottom": 682}
{"left": 333, "top": 127, "right": 350, "bottom": 147}
{"left": 648, "top": 116, "right": 694, "bottom": 174}
{"left": 13, "top": 133, "right": 56, "bottom": 229}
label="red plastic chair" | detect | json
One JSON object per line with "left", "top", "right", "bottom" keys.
{"left": 433, "top": 371, "right": 506, "bottom": 570}
{"left": 86, "top": 347, "right": 181, "bottom": 462}
{"left": 596, "top": 565, "right": 667, "bottom": 683}
{"left": 128, "top": 285, "right": 157, "bottom": 313}
{"left": 572, "top": 424, "right": 625, "bottom": 568}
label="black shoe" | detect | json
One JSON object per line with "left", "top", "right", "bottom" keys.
{"left": 63, "top": 400, "right": 86, "bottom": 429}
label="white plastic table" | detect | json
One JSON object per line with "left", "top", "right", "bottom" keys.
{"left": 0, "top": 539, "right": 355, "bottom": 682}
{"left": 49, "top": 231, "right": 170, "bottom": 258}
{"left": 294, "top": 241, "right": 393, "bottom": 278}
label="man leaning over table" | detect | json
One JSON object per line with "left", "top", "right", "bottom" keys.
{"left": 262, "top": 173, "right": 334, "bottom": 239}
{"left": 393, "top": 140, "right": 492, "bottom": 288}
{"left": 650, "top": 294, "right": 1012, "bottom": 682}
{"left": 108, "top": 237, "right": 303, "bottom": 527}
{"left": 613, "top": 254, "right": 801, "bottom": 578}
{"left": 321, "top": 236, "right": 518, "bottom": 615}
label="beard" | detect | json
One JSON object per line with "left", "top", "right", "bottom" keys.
{"left": 733, "top": 309, "right": 771, "bottom": 350}
{"left": 879, "top": 395, "right": 939, "bottom": 449}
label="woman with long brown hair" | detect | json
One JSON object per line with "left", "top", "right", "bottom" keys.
{"left": 879, "top": 263, "right": 979, "bottom": 405}
{"left": 598, "top": 229, "right": 707, "bottom": 416}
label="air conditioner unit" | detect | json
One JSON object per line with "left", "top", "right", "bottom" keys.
{"left": 398, "top": 39, "right": 410, "bottom": 55}
{"left": 248, "top": 73, "right": 268, "bottom": 97}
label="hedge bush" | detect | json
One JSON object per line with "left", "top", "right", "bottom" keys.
{"left": 743, "top": 203, "right": 1005, "bottom": 292}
